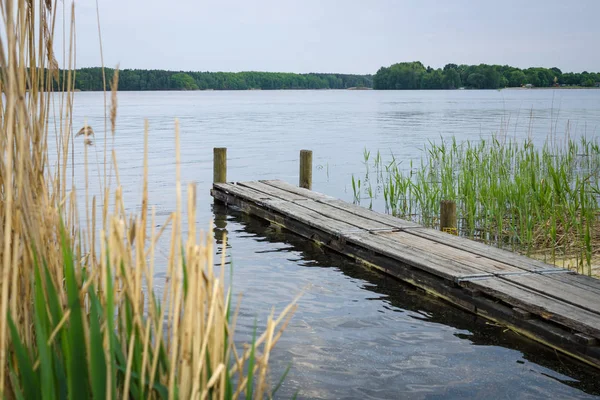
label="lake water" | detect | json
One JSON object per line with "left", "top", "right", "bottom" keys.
{"left": 68, "top": 89, "right": 600, "bottom": 399}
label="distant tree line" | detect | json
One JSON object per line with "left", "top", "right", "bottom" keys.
{"left": 69, "top": 68, "right": 373, "bottom": 91}
{"left": 373, "top": 62, "right": 600, "bottom": 90}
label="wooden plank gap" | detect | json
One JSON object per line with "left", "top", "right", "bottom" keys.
{"left": 535, "top": 269, "right": 573, "bottom": 275}
{"left": 512, "top": 307, "right": 533, "bottom": 320}
{"left": 456, "top": 274, "right": 494, "bottom": 282}
{"left": 494, "top": 271, "right": 534, "bottom": 277}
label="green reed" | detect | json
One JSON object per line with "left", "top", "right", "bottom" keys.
{"left": 354, "top": 135, "right": 600, "bottom": 275}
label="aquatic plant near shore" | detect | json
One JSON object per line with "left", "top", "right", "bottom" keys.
{"left": 0, "top": 0, "right": 296, "bottom": 398}
{"left": 353, "top": 135, "right": 600, "bottom": 275}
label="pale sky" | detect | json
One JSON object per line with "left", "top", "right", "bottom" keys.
{"left": 67, "top": 0, "right": 599, "bottom": 74}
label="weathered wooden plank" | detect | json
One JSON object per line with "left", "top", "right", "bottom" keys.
{"left": 502, "top": 273, "right": 600, "bottom": 315}
{"left": 405, "top": 227, "right": 563, "bottom": 273}
{"left": 212, "top": 182, "right": 600, "bottom": 368}
{"left": 262, "top": 180, "right": 420, "bottom": 229}
{"left": 341, "top": 239, "right": 481, "bottom": 313}
{"left": 374, "top": 231, "right": 526, "bottom": 276}
{"left": 212, "top": 182, "right": 284, "bottom": 206}
{"left": 261, "top": 179, "right": 335, "bottom": 201}
{"left": 240, "top": 181, "right": 397, "bottom": 231}
{"left": 213, "top": 183, "right": 359, "bottom": 236}
{"left": 343, "top": 233, "right": 600, "bottom": 367}
{"left": 295, "top": 201, "right": 394, "bottom": 232}
{"left": 261, "top": 180, "right": 420, "bottom": 229}
{"left": 321, "top": 199, "right": 421, "bottom": 229}
{"left": 546, "top": 273, "right": 600, "bottom": 296}
{"left": 211, "top": 188, "right": 338, "bottom": 250}
{"left": 215, "top": 183, "right": 485, "bottom": 283}
{"left": 238, "top": 181, "right": 309, "bottom": 202}
{"left": 270, "top": 201, "right": 360, "bottom": 237}
{"left": 462, "top": 277, "right": 600, "bottom": 339}
{"left": 344, "top": 232, "right": 493, "bottom": 282}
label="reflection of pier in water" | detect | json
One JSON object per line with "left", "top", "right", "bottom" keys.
{"left": 212, "top": 202, "right": 600, "bottom": 396}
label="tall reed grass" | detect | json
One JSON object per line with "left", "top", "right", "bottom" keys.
{"left": 0, "top": 0, "right": 296, "bottom": 398}
{"left": 352, "top": 134, "right": 600, "bottom": 275}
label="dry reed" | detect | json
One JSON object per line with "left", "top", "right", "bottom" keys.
{"left": 0, "top": 0, "right": 297, "bottom": 398}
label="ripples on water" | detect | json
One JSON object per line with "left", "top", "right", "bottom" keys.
{"left": 61, "top": 89, "right": 600, "bottom": 399}
{"left": 213, "top": 207, "right": 600, "bottom": 399}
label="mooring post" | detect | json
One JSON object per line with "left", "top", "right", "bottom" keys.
{"left": 299, "top": 149, "right": 313, "bottom": 190}
{"left": 440, "top": 200, "right": 457, "bottom": 235}
{"left": 213, "top": 147, "right": 227, "bottom": 184}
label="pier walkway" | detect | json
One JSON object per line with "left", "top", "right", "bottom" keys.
{"left": 212, "top": 178, "right": 600, "bottom": 368}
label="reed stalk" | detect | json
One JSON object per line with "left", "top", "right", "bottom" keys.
{"left": 0, "top": 0, "right": 297, "bottom": 398}
{"left": 355, "top": 133, "right": 600, "bottom": 274}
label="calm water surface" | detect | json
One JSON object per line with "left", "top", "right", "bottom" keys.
{"left": 68, "top": 89, "right": 600, "bottom": 399}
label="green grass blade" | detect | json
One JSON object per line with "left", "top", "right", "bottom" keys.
{"left": 270, "top": 362, "right": 292, "bottom": 398}
{"left": 33, "top": 257, "right": 56, "bottom": 400}
{"left": 8, "top": 366, "right": 25, "bottom": 400}
{"left": 59, "top": 224, "right": 90, "bottom": 399}
{"left": 8, "top": 314, "right": 39, "bottom": 400}
{"left": 115, "top": 365, "right": 169, "bottom": 399}
{"left": 52, "top": 350, "right": 68, "bottom": 400}
{"left": 88, "top": 288, "right": 107, "bottom": 400}
{"left": 181, "top": 245, "right": 188, "bottom": 297}
{"left": 42, "top": 258, "right": 63, "bottom": 329}
{"left": 33, "top": 312, "right": 55, "bottom": 400}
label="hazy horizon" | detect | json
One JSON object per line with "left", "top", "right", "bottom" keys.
{"left": 65, "top": 0, "right": 599, "bottom": 75}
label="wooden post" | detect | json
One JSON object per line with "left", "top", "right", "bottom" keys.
{"left": 213, "top": 147, "right": 227, "bottom": 183}
{"left": 299, "top": 149, "right": 312, "bottom": 190}
{"left": 440, "top": 200, "right": 457, "bottom": 235}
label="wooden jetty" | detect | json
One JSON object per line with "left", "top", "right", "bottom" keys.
{"left": 210, "top": 149, "right": 600, "bottom": 369}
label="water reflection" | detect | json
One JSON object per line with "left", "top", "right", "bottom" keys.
{"left": 212, "top": 203, "right": 600, "bottom": 399}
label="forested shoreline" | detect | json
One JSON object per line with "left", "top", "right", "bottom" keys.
{"left": 60, "top": 63, "right": 600, "bottom": 91}
{"left": 72, "top": 67, "right": 373, "bottom": 91}
{"left": 373, "top": 62, "right": 600, "bottom": 90}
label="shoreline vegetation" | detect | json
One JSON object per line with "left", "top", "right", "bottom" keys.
{"left": 1, "top": 0, "right": 296, "bottom": 398}
{"left": 73, "top": 68, "right": 374, "bottom": 91}
{"left": 373, "top": 61, "right": 600, "bottom": 90}
{"left": 352, "top": 134, "right": 600, "bottom": 276}
{"left": 60, "top": 62, "right": 600, "bottom": 91}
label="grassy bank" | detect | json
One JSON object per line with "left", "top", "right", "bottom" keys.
{"left": 352, "top": 135, "right": 600, "bottom": 275}
{"left": 0, "top": 0, "right": 295, "bottom": 398}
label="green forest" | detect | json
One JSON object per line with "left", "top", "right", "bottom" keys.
{"left": 59, "top": 63, "right": 600, "bottom": 91}
{"left": 71, "top": 68, "right": 373, "bottom": 91}
{"left": 373, "top": 61, "right": 600, "bottom": 90}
